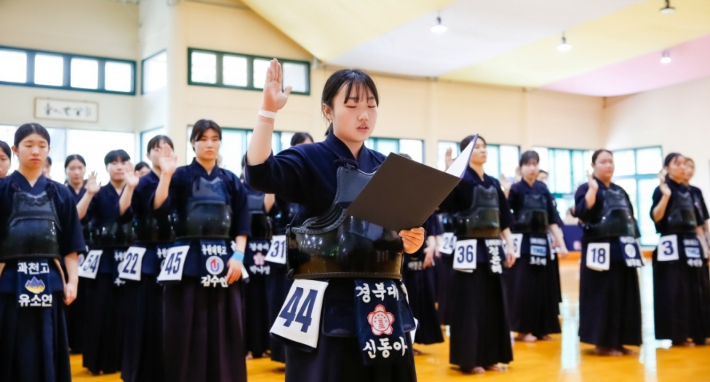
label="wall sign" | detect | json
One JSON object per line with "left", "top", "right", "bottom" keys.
{"left": 35, "top": 98, "right": 98, "bottom": 122}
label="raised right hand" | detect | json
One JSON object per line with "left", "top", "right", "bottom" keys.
{"left": 85, "top": 171, "right": 100, "bottom": 195}
{"left": 658, "top": 170, "right": 671, "bottom": 196}
{"left": 159, "top": 143, "right": 178, "bottom": 177}
{"left": 587, "top": 173, "right": 599, "bottom": 192}
{"left": 261, "top": 59, "right": 292, "bottom": 113}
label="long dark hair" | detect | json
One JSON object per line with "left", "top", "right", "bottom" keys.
{"left": 663, "top": 152, "right": 683, "bottom": 167}
{"left": 322, "top": 69, "right": 379, "bottom": 135}
{"left": 290, "top": 132, "right": 313, "bottom": 146}
{"left": 0, "top": 140, "right": 11, "bottom": 162}
{"left": 147, "top": 134, "right": 174, "bottom": 153}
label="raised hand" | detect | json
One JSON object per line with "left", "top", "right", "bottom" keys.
{"left": 400, "top": 227, "right": 425, "bottom": 254}
{"left": 499, "top": 172, "right": 512, "bottom": 190}
{"left": 261, "top": 59, "right": 292, "bottom": 113}
{"left": 587, "top": 172, "right": 599, "bottom": 192}
{"left": 85, "top": 171, "right": 100, "bottom": 195}
{"left": 444, "top": 147, "right": 454, "bottom": 170}
{"left": 125, "top": 169, "right": 139, "bottom": 189}
{"left": 659, "top": 170, "right": 671, "bottom": 196}
{"left": 159, "top": 143, "right": 178, "bottom": 177}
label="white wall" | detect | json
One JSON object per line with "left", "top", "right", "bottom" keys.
{"left": 603, "top": 76, "right": 710, "bottom": 196}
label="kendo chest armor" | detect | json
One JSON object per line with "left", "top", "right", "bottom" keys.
{"left": 0, "top": 191, "right": 61, "bottom": 260}
{"left": 272, "top": 201, "right": 301, "bottom": 236}
{"left": 665, "top": 189, "right": 697, "bottom": 234}
{"left": 453, "top": 185, "right": 501, "bottom": 239}
{"left": 511, "top": 193, "right": 549, "bottom": 234}
{"left": 174, "top": 176, "right": 232, "bottom": 240}
{"left": 583, "top": 188, "right": 636, "bottom": 239}
{"left": 133, "top": 210, "right": 174, "bottom": 244}
{"left": 286, "top": 165, "right": 404, "bottom": 279}
{"left": 247, "top": 192, "right": 272, "bottom": 241}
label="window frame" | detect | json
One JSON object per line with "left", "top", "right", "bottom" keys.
{"left": 0, "top": 45, "right": 137, "bottom": 95}
{"left": 187, "top": 47, "right": 311, "bottom": 95}
{"left": 437, "top": 140, "right": 520, "bottom": 175}
{"left": 366, "top": 136, "right": 426, "bottom": 163}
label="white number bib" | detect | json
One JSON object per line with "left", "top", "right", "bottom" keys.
{"left": 657, "top": 235, "right": 679, "bottom": 262}
{"left": 118, "top": 246, "right": 147, "bottom": 281}
{"left": 453, "top": 239, "right": 477, "bottom": 271}
{"left": 586, "top": 243, "right": 610, "bottom": 271}
{"left": 510, "top": 233, "right": 523, "bottom": 259}
{"left": 438, "top": 232, "right": 456, "bottom": 255}
{"left": 265, "top": 235, "right": 287, "bottom": 265}
{"left": 157, "top": 246, "right": 190, "bottom": 283}
{"left": 78, "top": 250, "right": 103, "bottom": 279}
{"left": 270, "top": 279, "right": 329, "bottom": 349}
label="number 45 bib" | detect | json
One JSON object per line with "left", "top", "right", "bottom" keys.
{"left": 270, "top": 279, "right": 329, "bottom": 349}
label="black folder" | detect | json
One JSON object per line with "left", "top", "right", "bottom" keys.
{"left": 345, "top": 135, "right": 477, "bottom": 231}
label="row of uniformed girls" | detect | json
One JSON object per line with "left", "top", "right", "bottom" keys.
{"left": 0, "top": 124, "right": 84, "bottom": 381}
{"left": 650, "top": 153, "right": 710, "bottom": 346}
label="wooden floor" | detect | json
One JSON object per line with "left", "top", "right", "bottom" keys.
{"left": 71, "top": 262, "right": 710, "bottom": 381}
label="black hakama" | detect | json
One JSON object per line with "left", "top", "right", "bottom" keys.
{"left": 243, "top": 243, "right": 271, "bottom": 358}
{"left": 509, "top": 254, "right": 561, "bottom": 338}
{"left": 434, "top": 254, "right": 454, "bottom": 326}
{"left": 578, "top": 256, "right": 641, "bottom": 348}
{"left": 65, "top": 266, "right": 85, "bottom": 354}
{"left": 402, "top": 257, "right": 443, "bottom": 345}
{"left": 264, "top": 263, "right": 291, "bottom": 363}
{"left": 163, "top": 276, "right": 247, "bottom": 382}
{"left": 82, "top": 263, "right": 127, "bottom": 375}
{"left": 652, "top": 249, "right": 710, "bottom": 344}
{"left": 284, "top": 281, "right": 417, "bottom": 382}
{"left": 449, "top": 268, "right": 513, "bottom": 371}
{"left": 121, "top": 274, "right": 164, "bottom": 382}
{"left": 0, "top": 265, "right": 71, "bottom": 382}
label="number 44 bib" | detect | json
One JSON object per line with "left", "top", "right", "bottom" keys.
{"left": 270, "top": 279, "right": 329, "bottom": 349}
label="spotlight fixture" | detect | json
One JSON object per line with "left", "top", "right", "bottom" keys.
{"left": 660, "top": 50, "right": 672, "bottom": 64}
{"left": 556, "top": 32, "right": 572, "bottom": 52}
{"left": 660, "top": 0, "right": 675, "bottom": 14}
{"left": 431, "top": 15, "right": 448, "bottom": 34}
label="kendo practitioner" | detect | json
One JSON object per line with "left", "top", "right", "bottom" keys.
{"left": 0, "top": 140, "right": 10, "bottom": 177}
{"left": 153, "top": 119, "right": 250, "bottom": 382}
{"left": 63, "top": 154, "right": 91, "bottom": 354}
{"left": 246, "top": 59, "right": 425, "bottom": 382}
{"left": 0, "top": 123, "right": 84, "bottom": 381}
{"left": 651, "top": 153, "right": 710, "bottom": 346}
{"left": 439, "top": 134, "right": 516, "bottom": 374}
{"left": 241, "top": 154, "right": 275, "bottom": 359}
{"left": 81, "top": 149, "right": 134, "bottom": 375}
{"left": 508, "top": 150, "right": 568, "bottom": 342}
{"left": 264, "top": 132, "right": 312, "bottom": 364}
{"left": 401, "top": 210, "right": 444, "bottom": 351}
{"left": 684, "top": 157, "right": 710, "bottom": 340}
{"left": 118, "top": 135, "right": 175, "bottom": 382}
{"left": 575, "top": 149, "right": 642, "bottom": 356}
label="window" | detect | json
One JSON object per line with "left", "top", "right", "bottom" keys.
{"left": 365, "top": 138, "right": 424, "bottom": 163}
{"left": 142, "top": 51, "right": 167, "bottom": 94}
{"left": 533, "top": 147, "right": 594, "bottom": 217}
{"left": 34, "top": 54, "right": 64, "bottom": 86}
{"left": 0, "top": 124, "right": 137, "bottom": 184}
{"left": 188, "top": 48, "right": 311, "bottom": 95}
{"left": 437, "top": 140, "right": 520, "bottom": 179}
{"left": 140, "top": 127, "right": 167, "bottom": 163}
{"left": 185, "top": 126, "right": 296, "bottom": 176}
{"left": 0, "top": 49, "right": 27, "bottom": 83}
{"left": 0, "top": 45, "right": 136, "bottom": 95}
{"left": 612, "top": 147, "right": 663, "bottom": 246}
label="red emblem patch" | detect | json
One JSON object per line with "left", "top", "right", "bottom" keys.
{"left": 367, "top": 304, "right": 395, "bottom": 336}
